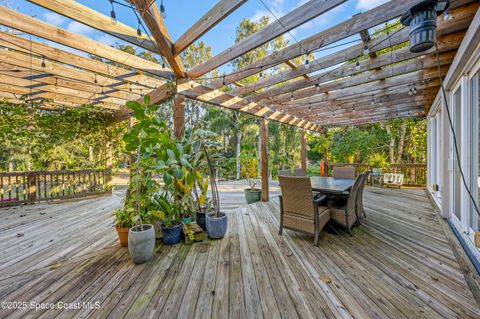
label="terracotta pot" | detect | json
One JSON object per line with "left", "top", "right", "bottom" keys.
{"left": 115, "top": 226, "right": 129, "bottom": 247}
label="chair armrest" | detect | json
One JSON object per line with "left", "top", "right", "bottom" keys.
{"left": 314, "top": 195, "right": 328, "bottom": 206}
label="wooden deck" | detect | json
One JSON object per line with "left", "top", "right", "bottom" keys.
{"left": 0, "top": 186, "right": 479, "bottom": 318}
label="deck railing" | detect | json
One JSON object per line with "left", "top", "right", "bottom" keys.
{"left": 326, "top": 163, "right": 427, "bottom": 187}
{"left": 0, "top": 168, "right": 112, "bottom": 207}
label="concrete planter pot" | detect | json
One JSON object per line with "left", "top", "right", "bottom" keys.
{"left": 128, "top": 224, "right": 155, "bottom": 264}
{"left": 161, "top": 223, "right": 182, "bottom": 245}
{"left": 115, "top": 226, "right": 129, "bottom": 247}
{"left": 206, "top": 212, "right": 228, "bottom": 239}
{"left": 244, "top": 188, "right": 262, "bottom": 204}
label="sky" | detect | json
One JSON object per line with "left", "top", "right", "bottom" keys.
{"left": 8, "top": 0, "right": 391, "bottom": 73}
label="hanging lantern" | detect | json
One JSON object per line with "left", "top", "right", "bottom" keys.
{"left": 400, "top": 0, "right": 449, "bottom": 53}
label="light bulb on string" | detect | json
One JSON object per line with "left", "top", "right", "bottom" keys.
{"left": 137, "top": 18, "right": 142, "bottom": 37}
{"left": 160, "top": 0, "right": 166, "bottom": 19}
{"left": 370, "top": 95, "right": 375, "bottom": 105}
{"left": 363, "top": 45, "right": 369, "bottom": 55}
{"left": 355, "top": 60, "right": 360, "bottom": 71}
{"left": 305, "top": 57, "right": 310, "bottom": 69}
{"left": 408, "top": 85, "right": 413, "bottom": 96}
{"left": 290, "top": 92, "right": 294, "bottom": 101}
{"left": 109, "top": 0, "right": 117, "bottom": 24}
{"left": 259, "top": 66, "right": 263, "bottom": 78}
{"left": 41, "top": 56, "right": 46, "bottom": 68}
{"left": 413, "top": 85, "right": 417, "bottom": 95}
{"left": 444, "top": 8, "right": 452, "bottom": 21}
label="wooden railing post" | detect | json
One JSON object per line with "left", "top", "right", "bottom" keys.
{"left": 27, "top": 172, "right": 36, "bottom": 204}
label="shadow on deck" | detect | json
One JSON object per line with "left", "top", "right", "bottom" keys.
{"left": 0, "top": 187, "right": 479, "bottom": 318}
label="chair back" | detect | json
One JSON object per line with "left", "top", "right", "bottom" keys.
{"left": 356, "top": 171, "right": 371, "bottom": 213}
{"left": 346, "top": 173, "right": 364, "bottom": 218}
{"left": 332, "top": 166, "right": 355, "bottom": 179}
{"left": 278, "top": 176, "right": 314, "bottom": 218}
{"left": 278, "top": 169, "right": 292, "bottom": 176}
{"left": 294, "top": 168, "right": 306, "bottom": 176}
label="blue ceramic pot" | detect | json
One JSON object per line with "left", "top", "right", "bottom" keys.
{"left": 161, "top": 223, "right": 182, "bottom": 245}
{"left": 206, "top": 212, "right": 228, "bottom": 239}
{"left": 196, "top": 211, "right": 206, "bottom": 230}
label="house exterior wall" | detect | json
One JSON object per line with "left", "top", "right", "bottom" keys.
{"left": 427, "top": 7, "right": 480, "bottom": 264}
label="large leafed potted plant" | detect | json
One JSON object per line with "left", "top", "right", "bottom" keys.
{"left": 113, "top": 207, "right": 135, "bottom": 247}
{"left": 122, "top": 96, "right": 163, "bottom": 264}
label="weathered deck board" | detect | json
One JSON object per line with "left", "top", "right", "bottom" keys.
{"left": 0, "top": 186, "right": 479, "bottom": 318}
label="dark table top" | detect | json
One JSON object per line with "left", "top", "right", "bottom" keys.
{"left": 310, "top": 176, "right": 355, "bottom": 194}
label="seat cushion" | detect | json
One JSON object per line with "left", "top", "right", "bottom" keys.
{"left": 283, "top": 213, "right": 315, "bottom": 234}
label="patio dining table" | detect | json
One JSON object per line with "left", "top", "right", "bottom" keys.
{"left": 310, "top": 176, "right": 355, "bottom": 195}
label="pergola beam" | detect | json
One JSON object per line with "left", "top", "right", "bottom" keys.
{"left": 130, "top": 0, "right": 185, "bottom": 78}
{"left": 173, "top": 0, "right": 247, "bottom": 55}
{"left": 188, "top": 0, "right": 347, "bottom": 78}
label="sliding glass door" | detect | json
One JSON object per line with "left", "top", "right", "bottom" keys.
{"left": 452, "top": 87, "right": 462, "bottom": 221}
{"left": 469, "top": 71, "right": 479, "bottom": 235}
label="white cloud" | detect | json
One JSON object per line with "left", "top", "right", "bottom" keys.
{"left": 66, "top": 21, "right": 94, "bottom": 35}
{"left": 42, "top": 12, "right": 65, "bottom": 26}
{"left": 95, "top": 34, "right": 117, "bottom": 47}
{"left": 356, "top": 0, "right": 389, "bottom": 11}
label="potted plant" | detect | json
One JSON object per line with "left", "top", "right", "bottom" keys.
{"left": 242, "top": 157, "right": 261, "bottom": 204}
{"left": 122, "top": 96, "right": 161, "bottom": 264}
{"left": 367, "top": 153, "right": 389, "bottom": 176}
{"left": 113, "top": 207, "right": 135, "bottom": 247}
{"left": 153, "top": 194, "right": 183, "bottom": 245}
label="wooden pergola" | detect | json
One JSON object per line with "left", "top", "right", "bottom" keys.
{"left": 0, "top": 0, "right": 478, "bottom": 200}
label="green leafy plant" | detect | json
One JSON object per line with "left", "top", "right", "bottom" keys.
{"left": 367, "top": 153, "right": 390, "bottom": 170}
{"left": 241, "top": 156, "right": 259, "bottom": 191}
{"left": 113, "top": 207, "right": 136, "bottom": 228}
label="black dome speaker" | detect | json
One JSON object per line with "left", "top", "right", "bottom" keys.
{"left": 400, "top": 0, "right": 450, "bottom": 53}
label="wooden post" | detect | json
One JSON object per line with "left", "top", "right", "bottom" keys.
{"left": 27, "top": 172, "right": 36, "bottom": 204}
{"left": 301, "top": 129, "right": 307, "bottom": 172}
{"left": 173, "top": 94, "right": 185, "bottom": 139}
{"left": 260, "top": 118, "right": 269, "bottom": 202}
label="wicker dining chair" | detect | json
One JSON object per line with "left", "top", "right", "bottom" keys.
{"left": 332, "top": 167, "right": 355, "bottom": 179}
{"left": 278, "top": 176, "right": 331, "bottom": 246}
{"left": 278, "top": 169, "right": 292, "bottom": 176}
{"left": 328, "top": 173, "right": 364, "bottom": 235}
{"left": 356, "top": 171, "right": 371, "bottom": 219}
{"left": 294, "top": 168, "right": 306, "bottom": 176}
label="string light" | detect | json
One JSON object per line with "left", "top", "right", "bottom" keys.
{"left": 305, "top": 56, "right": 310, "bottom": 69}
{"left": 413, "top": 85, "right": 417, "bottom": 94}
{"left": 315, "top": 79, "right": 320, "bottom": 91}
{"left": 222, "top": 76, "right": 225, "bottom": 86}
{"left": 370, "top": 95, "right": 375, "bottom": 105}
{"left": 41, "top": 56, "right": 46, "bottom": 68}
{"left": 137, "top": 18, "right": 142, "bottom": 37}
{"left": 162, "top": 61, "right": 166, "bottom": 69}
{"left": 363, "top": 45, "right": 369, "bottom": 55}
{"left": 444, "top": 8, "right": 452, "bottom": 21}
{"left": 259, "top": 66, "right": 263, "bottom": 78}
{"left": 94, "top": 74, "right": 98, "bottom": 84}
{"left": 408, "top": 85, "right": 413, "bottom": 95}
{"left": 160, "top": 0, "right": 166, "bottom": 19}
{"left": 290, "top": 92, "right": 294, "bottom": 101}
{"left": 355, "top": 59, "right": 360, "bottom": 71}
{"left": 109, "top": 0, "right": 117, "bottom": 23}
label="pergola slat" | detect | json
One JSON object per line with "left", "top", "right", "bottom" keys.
{"left": 208, "top": 0, "right": 426, "bottom": 87}
{"left": 173, "top": 0, "right": 248, "bottom": 55}
{"left": 0, "top": 6, "right": 173, "bottom": 78}
{"left": 26, "top": 0, "right": 158, "bottom": 52}
{"left": 187, "top": 0, "right": 347, "bottom": 78}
